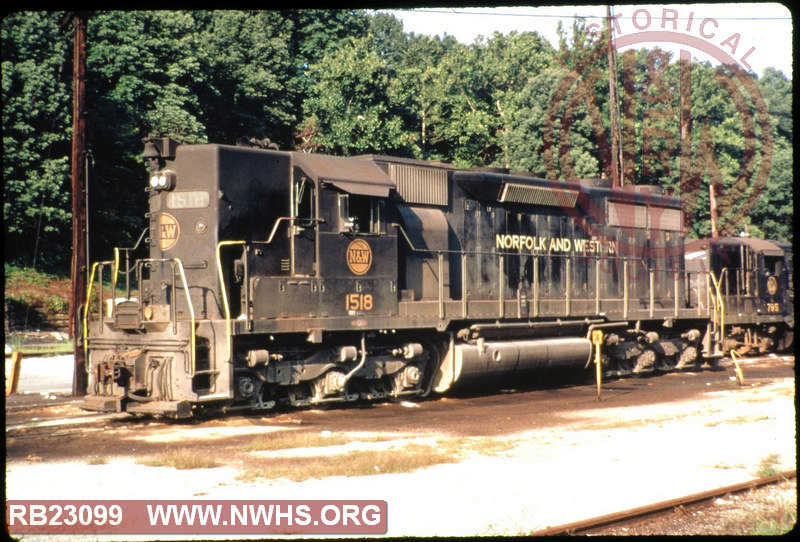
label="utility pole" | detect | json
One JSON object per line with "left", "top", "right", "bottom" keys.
{"left": 69, "top": 12, "right": 88, "bottom": 396}
{"left": 709, "top": 183, "right": 720, "bottom": 238}
{"left": 606, "top": 5, "right": 622, "bottom": 188}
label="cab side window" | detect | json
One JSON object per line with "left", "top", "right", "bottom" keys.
{"left": 294, "top": 177, "right": 315, "bottom": 227}
{"left": 338, "top": 194, "right": 384, "bottom": 234}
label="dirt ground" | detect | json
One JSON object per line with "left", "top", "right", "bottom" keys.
{"left": 5, "top": 355, "right": 797, "bottom": 537}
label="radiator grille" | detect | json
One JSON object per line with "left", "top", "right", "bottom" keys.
{"left": 607, "top": 201, "right": 682, "bottom": 230}
{"left": 499, "top": 183, "right": 578, "bottom": 207}
{"left": 389, "top": 163, "right": 448, "bottom": 206}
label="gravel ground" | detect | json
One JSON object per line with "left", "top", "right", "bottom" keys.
{"left": 5, "top": 356, "right": 797, "bottom": 538}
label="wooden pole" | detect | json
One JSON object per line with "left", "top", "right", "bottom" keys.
{"left": 70, "top": 12, "right": 88, "bottom": 397}
{"left": 7, "top": 351, "right": 23, "bottom": 396}
{"left": 709, "top": 183, "right": 720, "bottom": 238}
{"left": 606, "top": 5, "right": 622, "bottom": 188}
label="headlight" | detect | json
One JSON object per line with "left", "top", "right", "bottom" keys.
{"left": 149, "top": 171, "right": 176, "bottom": 191}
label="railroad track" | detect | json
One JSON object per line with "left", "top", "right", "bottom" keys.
{"left": 532, "top": 470, "right": 797, "bottom": 535}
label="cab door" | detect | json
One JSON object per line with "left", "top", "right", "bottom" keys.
{"left": 291, "top": 172, "right": 317, "bottom": 276}
{"left": 318, "top": 191, "right": 398, "bottom": 319}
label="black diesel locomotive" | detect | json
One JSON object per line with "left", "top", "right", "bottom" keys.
{"left": 81, "top": 137, "right": 793, "bottom": 417}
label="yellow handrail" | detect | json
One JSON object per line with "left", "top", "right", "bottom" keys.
{"left": 171, "top": 258, "right": 196, "bottom": 374}
{"left": 216, "top": 240, "right": 246, "bottom": 365}
{"left": 82, "top": 261, "right": 102, "bottom": 354}
{"left": 138, "top": 257, "right": 197, "bottom": 373}
{"left": 709, "top": 268, "right": 728, "bottom": 353}
{"left": 215, "top": 239, "right": 278, "bottom": 363}
{"left": 113, "top": 247, "right": 120, "bottom": 298}
{"left": 83, "top": 257, "right": 197, "bottom": 373}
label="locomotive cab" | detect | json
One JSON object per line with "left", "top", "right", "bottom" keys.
{"left": 706, "top": 237, "right": 793, "bottom": 354}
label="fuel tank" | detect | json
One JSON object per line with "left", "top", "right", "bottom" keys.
{"left": 433, "top": 337, "right": 592, "bottom": 392}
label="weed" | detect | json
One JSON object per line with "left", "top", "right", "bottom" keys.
{"left": 711, "top": 461, "right": 747, "bottom": 470}
{"left": 138, "top": 448, "right": 220, "bottom": 470}
{"left": 44, "top": 294, "right": 68, "bottom": 314}
{"left": 756, "top": 453, "right": 782, "bottom": 477}
{"left": 704, "top": 415, "right": 771, "bottom": 427}
{"left": 239, "top": 436, "right": 516, "bottom": 482}
{"left": 238, "top": 444, "right": 456, "bottom": 482}
{"left": 748, "top": 484, "right": 797, "bottom": 535}
{"left": 749, "top": 506, "right": 797, "bottom": 535}
{"left": 244, "top": 432, "right": 356, "bottom": 452}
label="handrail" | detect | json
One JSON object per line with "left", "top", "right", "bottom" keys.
{"left": 266, "top": 216, "right": 293, "bottom": 244}
{"left": 83, "top": 260, "right": 111, "bottom": 353}
{"left": 395, "top": 222, "right": 698, "bottom": 322}
{"left": 112, "top": 248, "right": 120, "bottom": 300}
{"left": 215, "top": 239, "right": 278, "bottom": 360}
{"left": 216, "top": 225, "right": 310, "bottom": 362}
{"left": 172, "top": 258, "right": 196, "bottom": 373}
{"left": 216, "top": 241, "right": 246, "bottom": 367}
{"left": 83, "top": 257, "right": 197, "bottom": 373}
{"left": 130, "top": 258, "right": 197, "bottom": 373}
{"left": 709, "top": 268, "right": 728, "bottom": 352}
{"left": 111, "top": 228, "right": 148, "bottom": 300}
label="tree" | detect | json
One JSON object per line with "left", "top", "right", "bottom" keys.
{"left": 2, "top": 9, "right": 792, "bottom": 278}
{"left": 299, "top": 35, "right": 413, "bottom": 156}
{"left": 390, "top": 33, "right": 458, "bottom": 160}
{"left": 748, "top": 68, "right": 793, "bottom": 242}
{"left": 2, "top": 11, "right": 72, "bottom": 271}
{"left": 86, "top": 11, "right": 210, "bottom": 262}
{"left": 195, "top": 10, "right": 296, "bottom": 145}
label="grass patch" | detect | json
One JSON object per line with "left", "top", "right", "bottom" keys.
{"left": 749, "top": 504, "right": 797, "bottom": 535}
{"left": 239, "top": 436, "right": 516, "bottom": 482}
{"left": 239, "top": 443, "right": 454, "bottom": 482}
{"left": 243, "top": 431, "right": 392, "bottom": 452}
{"left": 704, "top": 415, "right": 771, "bottom": 427}
{"left": 711, "top": 461, "right": 747, "bottom": 470}
{"left": 7, "top": 341, "right": 75, "bottom": 356}
{"left": 756, "top": 453, "right": 782, "bottom": 477}
{"left": 572, "top": 410, "right": 702, "bottom": 432}
{"left": 138, "top": 448, "right": 221, "bottom": 470}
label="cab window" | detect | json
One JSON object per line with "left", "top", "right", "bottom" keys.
{"left": 338, "top": 194, "right": 383, "bottom": 234}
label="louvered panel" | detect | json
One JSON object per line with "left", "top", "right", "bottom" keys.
{"left": 499, "top": 183, "right": 578, "bottom": 207}
{"left": 654, "top": 208, "right": 682, "bottom": 231}
{"left": 607, "top": 201, "right": 647, "bottom": 228}
{"left": 389, "top": 163, "right": 448, "bottom": 206}
{"left": 607, "top": 201, "right": 681, "bottom": 230}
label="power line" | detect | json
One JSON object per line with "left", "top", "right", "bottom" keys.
{"left": 393, "top": 8, "right": 792, "bottom": 22}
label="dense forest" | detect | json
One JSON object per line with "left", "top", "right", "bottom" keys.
{"left": 3, "top": 10, "right": 793, "bottom": 275}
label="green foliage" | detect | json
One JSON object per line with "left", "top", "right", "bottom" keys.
{"left": 3, "top": 11, "right": 72, "bottom": 271}
{"left": 300, "top": 35, "right": 413, "bottom": 156}
{"left": 5, "top": 263, "right": 54, "bottom": 288}
{"left": 2, "top": 9, "right": 793, "bottom": 276}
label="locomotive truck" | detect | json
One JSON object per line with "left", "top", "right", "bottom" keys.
{"left": 80, "top": 137, "right": 793, "bottom": 417}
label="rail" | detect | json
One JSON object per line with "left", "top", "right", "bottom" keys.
{"left": 532, "top": 469, "right": 796, "bottom": 536}
{"left": 111, "top": 227, "right": 149, "bottom": 298}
